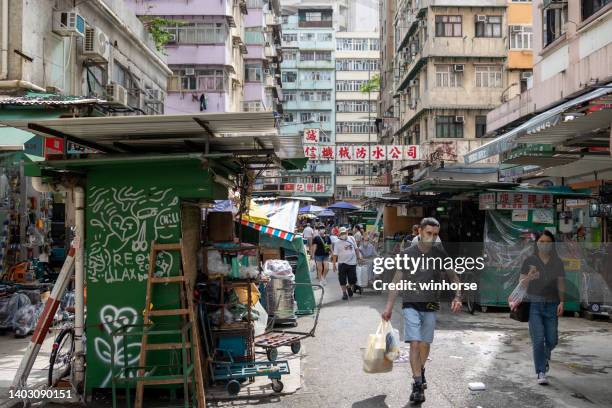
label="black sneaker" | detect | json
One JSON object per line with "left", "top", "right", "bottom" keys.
{"left": 342, "top": 293, "right": 349, "bottom": 300}
{"left": 421, "top": 368, "right": 427, "bottom": 389}
{"left": 347, "top": 286, "right": 353, "bottom": 297}
{"left": 409, "top": 382, "right": 425, "bottom": 404}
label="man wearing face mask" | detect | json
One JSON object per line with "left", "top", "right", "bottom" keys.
{"left": 332, "top": 226, "right": 361, "bottom": 300}
{"left": 382, "top": 217, "right": 462, "bottom": 404}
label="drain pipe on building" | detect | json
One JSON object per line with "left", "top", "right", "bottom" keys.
{"left": 31, "top": 177, "right": 86, "bottom": 394}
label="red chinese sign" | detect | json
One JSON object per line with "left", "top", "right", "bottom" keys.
{"left": 304, "top": 145, "right": 420, "bottom": 161}
{"left": 303, "top": 128, "right": 320, "bottom": 144}
{"left": 496, "top": 193, "right": 554, "bottom": 210}
{"left": 44, "top": 137, "right": 64, "bottom": 156}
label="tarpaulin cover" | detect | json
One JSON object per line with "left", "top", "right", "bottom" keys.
{"left": 211, "top": 199, "right": 270, "bottom": 225}
{"left": 257, "top": 199, "right": 300, "bottom": 233}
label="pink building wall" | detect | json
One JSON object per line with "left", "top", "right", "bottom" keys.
{"left": 166, "top": 44, "right": 231, "bottom": 66}
{"left": 244, "top": 82, "right": 265, "bottom": 102}
{"left": 126, "top": 0, "right": 231, "bottom": 16}
{"left": 165, "top": 92, "right": 228, "bottom": 114}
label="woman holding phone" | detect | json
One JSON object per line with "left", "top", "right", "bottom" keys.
{"left": 518, "top": 230, "right": 565, "bottom": 385}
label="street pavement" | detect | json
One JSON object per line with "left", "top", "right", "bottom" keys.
{"left": 211, "top": 269, "right": 612, "bottom": 408}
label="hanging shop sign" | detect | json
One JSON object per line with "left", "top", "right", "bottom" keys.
{"left": 364, "top": 186, "right": 390, "bottom": 198}
{"left": 303, "top": 145, "right": 420, "bottom": 161}
{"left": 511, "top": 209, "right": 529, "bottom": 222}
{"left": 532, "top": 208, "right": 555, "bottom": 224}
{"left": 303, "top": 128, "right": 320, "bottom": 144}
{"left": 44, "top": 136, "right": 64, "bottom": 156}
{"left": 479, "top": 193, "right": 496, "bottom": 210}
{"left": 291, "top": 183, "right": 326, "bottom": 193}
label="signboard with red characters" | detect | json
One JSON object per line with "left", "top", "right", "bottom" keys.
{"left": 304, "top": 145, "right": 420, "bottom": 161}
{"left": 44, "top": 137, "right": 64, "bottom": 157}
{"left": 495, "top": 192, "right": 554, "bottom": 210}
{"left": 303, "top": 128, "right": 320, "bottom": 144}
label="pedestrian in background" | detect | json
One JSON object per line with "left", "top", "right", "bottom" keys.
{"left": 382, "top": 217, "right": 462, "bottom": 404}
{"left": 519, "top": 230, "right": 565, "bottom": 385}
{"left": 312, "top": 226, "right": 331, "bottom": 286}
{"left": 303, "top": 222, "right": 315, "bottom": 249}
{"left": 353, "top": 224, "right": 364, "bottom": 247}
{"left": 332, "top": 226, "right": 361, "bottom": 300}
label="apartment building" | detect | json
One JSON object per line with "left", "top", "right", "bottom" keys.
{"left": 379, "top": 0, "right": 399, "bottom": 145}
{"left": 0, "top": 0, "right": 169, "bottom": 116}
{"left": 276, "top": 6, "right": 336, "bottom": 201}
{"left": 335, "top": 32, "right": 381, "bottom": 200}
{"left": 280, "top": 0, "right": 380, "bottom": 32}
{"left": 127, "top": 0, "right": 249, "bottom": 114}
{"left": 243, "top": 0, "right": 284, "bottom": 113}
{"left": 470, "top": 0, "right": 612, "bottom": 185}
{"left": 505, "top": 0, "right": 534, "bottom": 101}
{"left": 391, "top": 0, "right": 507, "bottom": 188}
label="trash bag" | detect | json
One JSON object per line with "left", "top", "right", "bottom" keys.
{"left": 14, "top": 302, "right": 44, "bottom": 337}
{"left": 263, "top": 260, "right": 294, "bottom": 279}
{"left": 385, "top": 324, "right": 401, "bottom": 362}
{"left": 253, "top": 301, "right": 268, "bottom": 337}
{"left": 0, "top": 293, "right": 31, "bottom": 330}
{"left": 363, "top": 320, "right": 393, "bottom": 373}
{"left": 233, "top": 283, "right": 260, "bottom": 306}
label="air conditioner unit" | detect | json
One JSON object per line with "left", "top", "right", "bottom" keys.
{"left": 166, "top": 33, "right": 177, "bottom": 43}
{"left": 53, "top": 11, "right": 86, "bottom": 37}
{"left": 476, "top": 15, "right": 487, "bottom": 22}
{"left": 105, "top": 83, "right": 129, "bottom": 106}
{"left": 521, "top": 71, "right": 533, "bottom": 80}
{"left": 454, "top": 115, "right": 464, "bottom": 123}
{"left": 83, "top": 27, "right": 110, "bottom": 63}
{"left": 408, "top": 79, "right": 417, "bottom": 86}
{"left": 453, "top": 64, "right": 464, "bottom": 72}
{"left": 184, "top": 68, "right": 195, "bottom": 76}
{"left": 511, "top": 25, "right": 523, "bottom": 33}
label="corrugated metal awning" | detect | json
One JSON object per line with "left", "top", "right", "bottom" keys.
{"left": 1, "top": 112, "right": 304, "bottom": 161}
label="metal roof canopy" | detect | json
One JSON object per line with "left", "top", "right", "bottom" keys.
{"left": 0, "top": 112, "right": 304, "bottom": 163}
{"left": 464, "top": 84, "right": 612, "bottom": 164}
{"left": 409, "top": 179, "right": 519, "bottom": 193}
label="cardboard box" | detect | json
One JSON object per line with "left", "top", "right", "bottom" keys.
{"left": 207, "top": 212, "right": 234, "bottom": 242}
{"left": 261, "top": 247, "right": 281, "bottom": 263}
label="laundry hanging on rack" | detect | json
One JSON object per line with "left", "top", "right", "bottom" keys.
{"left": 199, "top": 93, "right": 207, "bottom": 111}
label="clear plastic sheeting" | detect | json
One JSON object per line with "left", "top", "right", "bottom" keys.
{"left": 263, "top": 260, "right": 295, "bottom": 280}
{"left": 0, "top": 292, "right": 31, "bottom": 330}
{"left": 14, "top": 302, "right": 44, "bottom": 337}
{"left": 484, "top": 211, "right": 532, "bottom": 270}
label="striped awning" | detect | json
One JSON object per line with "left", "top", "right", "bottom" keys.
{"left": 240, "top": 219, "right": 296, "bottom": 241}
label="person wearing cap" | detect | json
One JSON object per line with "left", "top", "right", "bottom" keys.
{"left": 332, "top": 226, "right": 361, "bottom": 300}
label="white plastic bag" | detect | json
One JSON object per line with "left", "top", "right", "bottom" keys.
{"left": 356, "top": 264, "right": 369, "bottom": 287}
{"left": 385, "top": 325, "right": 401, "bottom": 362}
{"left": 253, "top": 301, "right": 269, "bottom": 337}
{"left": 363, "top": 320, "right": 393, "bottom": 373}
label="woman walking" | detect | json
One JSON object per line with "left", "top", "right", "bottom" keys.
{"left": 519, "top": 230, "right": 565, "bottom": 385}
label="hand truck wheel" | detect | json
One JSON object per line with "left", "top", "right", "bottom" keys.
{"left": 290, "top": 341, "right": 301, "bottom": 354}
{"left": 227, "top": 380, "right": 241, "bottom": 396}
{"left": 267, "top": 348, "right": 278, "bottom": 361}
{"left": 271, "top": 379, "right": 284, "bottom": 393}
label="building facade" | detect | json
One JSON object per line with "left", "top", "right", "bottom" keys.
{"left": 0, "top": 0, "right": 169, "bottom": 115}
{"left": 505, "top": 0, "right": 534, "bottom": 102}
{"left": 390, "top": 0, "right": 508, "bottom": 188}
{"left": 127, "top": 0, "right": 249, "bottom": 114}
{"left": 379, "top": 0, "right": 399, "bottom": 146}
{"left": 335, "top": 32, "right": 381, "bottom": 201}
{"left": 478, "top": 0, "right": 612, "bottom": 185}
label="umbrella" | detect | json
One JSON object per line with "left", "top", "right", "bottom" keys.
{"left": 299, "top": 204, "right": 324, "bottom": 213}
{"left": 318, "top": 209, "right": 335, "bottom": 217}
{"left": 327, "top": 201, "right": 360, "bottom": 210}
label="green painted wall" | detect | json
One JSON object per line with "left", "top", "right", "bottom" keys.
{"left": 85, "top": 160, "right": 224, "bottom": 392}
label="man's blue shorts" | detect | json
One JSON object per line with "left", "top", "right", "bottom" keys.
{"left": 402, "top": 307, "right": 436, "bottom": 343}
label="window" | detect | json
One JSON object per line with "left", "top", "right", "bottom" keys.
{"left": 582, "top": 0, "right": 611, "bottom": 20}
{"left": 543, "top": 1, "right": 568, "bottom": 47}
{"left": 301, "top": 71, "right": 331, "bottom": 80}
{"left": 475, "top": 116, "right": 487, "bottom": 138}
{"left": 282, "top": 33, "right": 297, "bottom": 43}
{"left": 198, "top": 69, "right": 226, "bottom": 91}
{"left": 509, "top": 25, "right": 533, "bottom": 49}
{"left": 245, "top": 63, "right": 262, "bottom": 82}
{"left": 336, "top": 101, "right": 376, "bottom": 113}
{"left": 305, "top": 12, "right": 322, "bottom": 21}
{"left": 317, "top": 33, "right": 332, "bottom": 41}
{"left": 369, "top": 39, "right": 380, "bottom": 50}
{"left": 335, "top": 59, "right": 380, "bottom": 71}
{"left": 301, "top": 91, "right": 331, "bottom": 101}
{"left": 435, "top": 15, "right": 462, "bottom": 37}
{"left": 284, "top": 50, "right": 297, "bottom": 60}
{"left": 475, "top": 16, "right": 502, "bottom": 37}
{"left": 300, "top": 112, "right": 330, "bottom": 123}
{"left": 475, "top": 65, "right": 502, "bottom": 88}
{"left": 282, "top": 15, "right": 289, "bottom": 24}
{"left": 336, "top": 121, "right": 377, "bottom": 133}
{"left": 436, "top": 116, "right": 463, "bottom": 138}
{"left": 336, "top": 80, "right": 369, "bottom": 91}
{"left": 283, "top": 112, "right": 295, "bottom": 123}
{"left": 282, "top": 71, "right": 297, "bottom": 82}
{"left": 336, "top": 38, "right": 379, "bottom": 51}
{"left": 300, "top": 33, "right": 315, "bottom": 41}
{"left": 284, "top": 91, "right": 296, "bottom": 101}
{"left": 435, "top": 65, "right": 462, "bottom": 87}
{"left": 299, "top": 51, "right": 332, "bottom": 61}
{"left": 520, "top": 70, "right": 532, "bottom": 92}
{"left": 165, "top": 22, "right": 226, "bottom": 44}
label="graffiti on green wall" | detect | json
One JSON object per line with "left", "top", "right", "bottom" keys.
{"left": 87, "top": 186, "right": 180, "bottom": 283}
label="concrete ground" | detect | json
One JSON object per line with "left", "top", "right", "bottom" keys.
{"left": 2, "top": 269, "right": 612, "bottom": 408}
{"left": 211, "top": 269, "right": 612, "bottom": 408}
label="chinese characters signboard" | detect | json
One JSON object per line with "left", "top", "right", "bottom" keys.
{"left": 365, "top": 186, "right": 391, "bottom": 198}
{"left": 479, "top": 192, "right": 554, "bottom": 210}
{"left": 303, "top": 145, "right": 420, "bottom": 161}
{"left": 303, "top": 128, "right": 320, "bottom": 144}
{"left": 287, "top": 183, "right": 326, "bottom": 193}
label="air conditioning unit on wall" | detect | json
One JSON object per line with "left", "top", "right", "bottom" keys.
{"left": 476, "top": 15, "right": 487, "bottom": 22}
{"left": 83, "top": 27, "right": 110, "bottom": 63}
{"left": 454, "top": 115, "right": 464, "bottom": 123}
{"left": 453, "top": 64, "right": 464, "bottom": 72}
{"left": 105, "top": 83, "right": 129, "bottom": 106}
{"left": 53, "top": 11, "right": 86, "bottom": 37}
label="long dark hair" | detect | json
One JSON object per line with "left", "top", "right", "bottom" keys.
{"left": 533, "top": 230, "right": 559, "bottom": 259}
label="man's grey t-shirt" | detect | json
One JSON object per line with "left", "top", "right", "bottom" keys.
{"left": 399, "top": 243, "right": 448, "bottom": 312}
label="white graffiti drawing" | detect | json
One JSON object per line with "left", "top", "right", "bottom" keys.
{"left": 94, "top": 305, "right": 144, "bottom": 388}
{"left": 87, "top": 186, "right": 180, "bottom": 283}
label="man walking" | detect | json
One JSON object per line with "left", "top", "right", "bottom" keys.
{"left": 382, "top": 217, "right": 462, "bottom": 404}
{"left": 332, "top": 226, "right": 361, "bottom": 300}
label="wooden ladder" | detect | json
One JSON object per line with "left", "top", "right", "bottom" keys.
{"left": 134, "top": 241, "right": 206, "bottom": 408}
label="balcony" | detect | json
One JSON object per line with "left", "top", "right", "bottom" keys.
{"left": 298, "top": 40, "right": 335, "bottom": 51}
{"left": 281, "top": 59, "right": 297, "bottom": 69}
{"left": 298, "top": 20, "right": 333, "bottom": 28}
{"left": 297, "top": 60, "right": 334, "bottom": 69}
{"left": 298, "top": 79, "right": 333, "bottom": 90}
{"left": 166, "top": 43, "right": 231, "bottom": 66}
{"left": 265, "top": 13, "right": 281, "bottom": 26}
{"left": 126, "top": 0, "right": 234, "bottom": 16}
